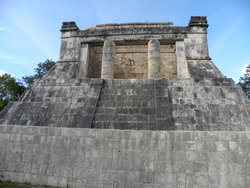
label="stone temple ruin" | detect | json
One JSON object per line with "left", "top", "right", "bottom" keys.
{"left": 0, "top": 17, "right": 249, "bottom": 188}
{"left": 0, "top": 16, "right": 249, "bottom": 131}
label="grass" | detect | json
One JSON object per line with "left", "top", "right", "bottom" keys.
{"left": 0, "top": 180, "right": 32, "bottom": 188}
{"left": 0, "top": 180, "right": 58, "bottom": 188}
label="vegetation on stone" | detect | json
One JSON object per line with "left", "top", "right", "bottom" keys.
{"left": 22, "top": 59, "right": 56, "bottom": 87}
{"left": 238, "top": 64, "right": 250, "bottom": 99}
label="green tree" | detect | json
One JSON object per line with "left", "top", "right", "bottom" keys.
{"left": 0, "top": 73, "right": 25, "bottom": 111}
{"left": 23, "top": 59, "right": 55, "bottom": 87}
{"left": 238, "top": 64, "right": 250, "bottom": 100}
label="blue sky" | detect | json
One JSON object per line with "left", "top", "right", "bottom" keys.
{"left": 0, "top": 0, "right": 249, "bottom": 82}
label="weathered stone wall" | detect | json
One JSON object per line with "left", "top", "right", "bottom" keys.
{"left": 184, "top": 29, "right": 209, "bottom": 60}
{"left": 0, "top": 78, "right": 103, "bottom": 128}
{"left": 87, "top": 46, "right": 103, "bottom": 78}
{"left": 60, "top": 37, "right": 81, "bottom": 62}
{"left": 86, "top": 44, "right": 176, "bottom": 79}
{"left": 160, "top": 44, "right": 177, "bottom": 78}
{"left": 114, "top": 45, "right": 148, "bottom": 79}
{"left": 187, "top": 60, "right": 224, "bottom": 79}
{"left": 0, "top": 125, "right": 249, "bottom": 188}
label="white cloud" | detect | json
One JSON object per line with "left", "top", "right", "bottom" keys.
{"left": 0, "top": 53, "right": 14, "bottom": 60}
{"left": 0, "top": 70, "right": 7, "bottom": 76}
{"left": 0, "top": 27, "right": 4, "bottom": 31}
{"left": 241, "top": 64, "right": 250, "bottom": 75}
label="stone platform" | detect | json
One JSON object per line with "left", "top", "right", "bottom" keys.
{"left": 0, "top": 125, "right": 249, "bottom": 188}
{"left": 0, "top": 78, "right": 249, "bottom": 131}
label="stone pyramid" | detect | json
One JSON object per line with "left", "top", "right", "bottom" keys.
{"left": 0, "top": 16, "right": 250, "bottom": 188}
{"left": 0, "top": 16, "right": 249, "bottom": 130}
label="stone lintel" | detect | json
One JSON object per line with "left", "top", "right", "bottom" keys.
{"left": 186, "top": 57, "right": 212, "bottom": 60}
{"left": 57, "top": 60, "right": 79, "bottom": 63}
{"left": 79, "top": 26, "right": 188, "bottom": 37}
{"left": 79, "top": 34, "right": 185, "bottom": 44}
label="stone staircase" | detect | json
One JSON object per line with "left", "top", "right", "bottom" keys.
{"left": 92, "top": 79, "right": 158, "bottom": 130}
{"left": 1, "top": 76, "right": 249, "bottom": 131}
{"left": 92, "top": 78, "right": 250, "bottom": 131}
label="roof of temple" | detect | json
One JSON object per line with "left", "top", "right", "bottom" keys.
{"left": 85, "top": 22, "right": 173, "bottom": 30}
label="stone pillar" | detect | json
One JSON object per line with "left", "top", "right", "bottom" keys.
{"left": 78, "top": 44, "right": 89, "bottom": 78}
{"left": 186, "top": 16, "right": 210, "bottom": 60}
{"left": 176, "top": 41, "right": 189, "bottom": 78}
{"left": 59, "top": 22, "right": 81, "bottom": 62}
{"left": 101, "top": 40, "right": 115, "bottom": 79}
{"left": 148, "top": 39, "right": 161, "bottom": 79}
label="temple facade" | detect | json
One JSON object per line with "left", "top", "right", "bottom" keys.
{"left": 59, "top": 16, "right": 221, "bottom": 80}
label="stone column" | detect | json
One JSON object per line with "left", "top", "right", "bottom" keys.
{"left": 78, "top": 44, "right": 89, "bottom": 78}
{"left": 101, "top": 40, "right": 115, "bottom": 79}
{"left": 176, "top": 41, "right": 189, "bottom": 78}
{"left": 186, "top": 16, "right": 210, "bottom": 60}
{"left": 60, "top": 22, "right": 80, "bottom": 62}
{"left": 148, "top": 39, "right": 161, "bottom": 79}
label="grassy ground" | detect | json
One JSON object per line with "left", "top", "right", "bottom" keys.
{"left": 0, "top": 180, "right": 57, "bottom": 188}
{"left": 0, "top": 181, "right": 32, "bottom": 188}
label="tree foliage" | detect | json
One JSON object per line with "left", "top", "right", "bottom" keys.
{"left": 238, "top": 64, "right": 250, "bottom": 100}
{"left": 23, "top": 59, "right": 55, "bottom": 87}
{"left": 0, "top": 59, "right": 55, "bottom": 111}
{"left": 0, "top": 73, "right": 25, "bottom": 111}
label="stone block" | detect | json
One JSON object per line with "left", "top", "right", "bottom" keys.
{"left": 58, "top": 177, "right": 68, "bottom": 187}
{"left": 141, "top": 108, "right": 156, "bottom": 115}
{"left": 157, "top": 119, "right": 174, "bottom": 130}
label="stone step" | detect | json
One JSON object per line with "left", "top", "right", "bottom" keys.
{"left": 94, "top": 114, "right": 155, "bottom": 122}
{"left": 99, "top": 94, "right": 155, "bottom": 100}
{"left": 96, "top": 107, "right": 149, "bottom": 114}
{"left": 92, "top": 121, "right": 156, "bottom": 130}
{"left": 99, "top": 87, "right": 155, "bottom": 95}
{"left": 99, "top": 85, "right": 247, "bottom": 105}
{"left": 96, "top": 101, "right": 156, "bottom": 108}
{"left": 102, "top": 78, "right": 234, "bottom": 87}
